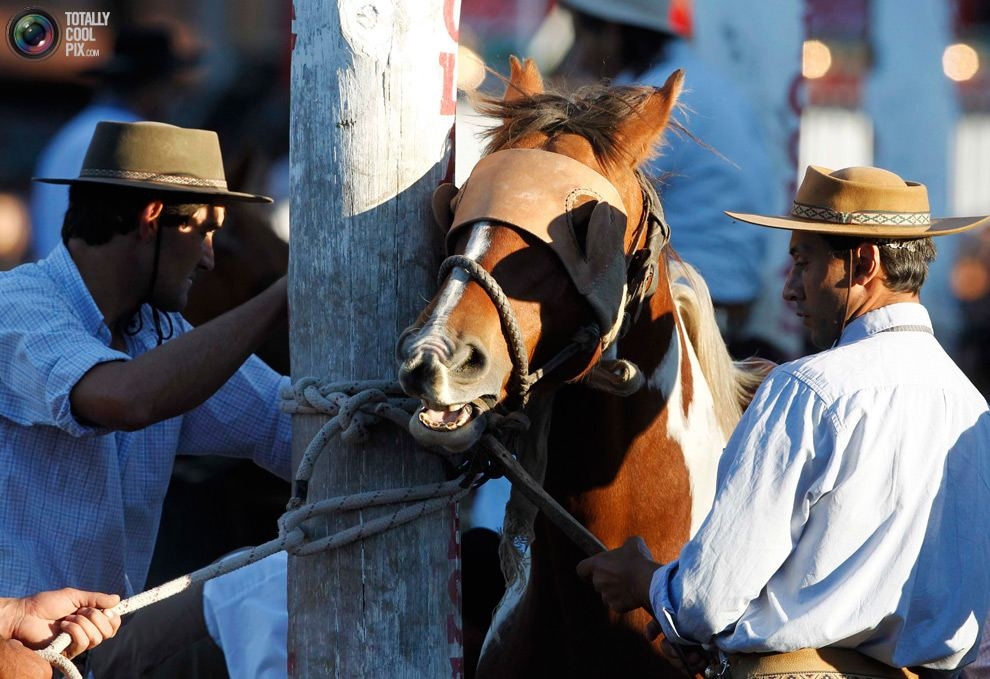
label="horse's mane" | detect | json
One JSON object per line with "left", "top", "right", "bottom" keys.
{"left": 473, "top": 83, "right": 672, "bottom": 171}
{"left": 666, "top": 255, "right": 774, "bottom": 436}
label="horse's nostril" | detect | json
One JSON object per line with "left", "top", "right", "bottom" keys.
{"left": 395, "top": 325, "right": 423, "bottom": 362}
{"left": 459, "top": 343, "right": 488, "bottom": 376}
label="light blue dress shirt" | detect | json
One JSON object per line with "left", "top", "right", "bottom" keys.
{"left": 0, "top": 244, "right": 292, "bottom": 597}
{"left": 651, "top": 303, "right": 990, "bottom": 671}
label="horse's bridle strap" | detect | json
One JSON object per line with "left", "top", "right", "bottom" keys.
{"left": 480, "top": 435, "right": 606, "bottom": 556}
{"left": 438, "top": 254, "right": 600, "bottom": 408}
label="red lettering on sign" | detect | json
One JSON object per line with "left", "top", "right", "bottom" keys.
{"left": 447, "top": 612, "right": 464, "bottom": 644}
{"left": 448, "top": 503, "right": 461, "bottom": 559}
{"left": 447, "top": 503, "right": 463, "bottom": 677}
{"left": 439, "top": 51, "right": 457, "bottom": 116}
{"left": 444, "top": 0, "right": 460, "bottom": 40}
{"left": 448, "top": 567, "right": 462, "bottom": 608}
{"left": 290, "top": 2, "right": 296, "bottom": 52}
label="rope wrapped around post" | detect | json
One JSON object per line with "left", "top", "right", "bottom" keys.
{"left": 39, "top": 378, "right": 608, "bottom": 678}
{"left": 39, "top": 379, "right": 470, "bottom": 679}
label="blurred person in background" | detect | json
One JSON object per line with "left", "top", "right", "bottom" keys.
{"left": 950, "top": 224, "right": 990, "bottom": 400}
{"left": 29, "top": 24, "right": 200, "bottom": 259}
{"left": 549, "top": 0, "right": 778, "bottom": 358}
{"left": 955, "top": 224, "right": 990, "bottom": 679}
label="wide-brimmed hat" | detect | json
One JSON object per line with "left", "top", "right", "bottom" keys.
{"left": 34, "top": 121, "right": 271, "bottom": 203}
{"left": 81, "top": 25, "right": 200, "bottom": 84}
{"left": 726, "top": 165, "right": 990, "bottom": 238}
{"left": 560, "top": 0, "right": 677, "bottom": 35}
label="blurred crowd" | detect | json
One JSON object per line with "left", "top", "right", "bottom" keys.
{"left": 2, "top": 1, "right": 988, "bottom": 383}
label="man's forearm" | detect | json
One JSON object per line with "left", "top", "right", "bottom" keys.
{"left": 70, "top": 276, "right": 288, "bottom": 430}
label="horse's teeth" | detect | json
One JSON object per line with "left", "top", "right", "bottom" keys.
{"left": 448, "top": 403, "right": 464, "bottom": 412}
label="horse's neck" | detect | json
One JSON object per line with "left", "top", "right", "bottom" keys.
{"left": 636, "top": 292, "right": 728, "bottom": 536}
{"left": 545, "top": 285, "right": 728, "bottom": 543}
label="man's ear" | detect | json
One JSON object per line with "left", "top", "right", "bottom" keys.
{"left": 852, "top": 242, "right": 882, "bottom": 284}
{"left": 137, "top": 201, "right": 165, "bottom": 241}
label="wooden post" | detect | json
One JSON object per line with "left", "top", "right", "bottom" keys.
{"left": 288, "top": 1, "right": 462, "bottom": 676}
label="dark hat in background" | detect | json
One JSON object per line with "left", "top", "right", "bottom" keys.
{"left": 559, "top": 0, "right": 676, "bottom": 35}
{"left": 81, "top": 25, "right": 201, "bottom": 84}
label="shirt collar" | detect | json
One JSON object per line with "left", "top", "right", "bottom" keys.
{"left": 41, "top": 243, "right": 114, "bottom": 343}
{"left": 838, "top": 302, "right": 933, "bottom": 346}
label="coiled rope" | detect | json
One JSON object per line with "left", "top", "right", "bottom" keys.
{"left": 42, "top": 375, "right": 613, "bottom": 678}
{"left": 41, "top": 379, "right": 471, "bottom": 679}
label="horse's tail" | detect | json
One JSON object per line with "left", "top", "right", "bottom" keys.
{"left": 666, "top": 255, "right": 774, "bottom": 437}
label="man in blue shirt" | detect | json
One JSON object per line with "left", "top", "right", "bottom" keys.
{"left": 0, "top": 120, "right": 290, "bottom": 674}
{"left": 2, "top": 119, "right": 289, "bottom": 597}
{"left": 577, "top": 166, "right": 990, "bottom": 677}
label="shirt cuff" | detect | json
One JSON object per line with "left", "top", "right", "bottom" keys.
{"left": 49, "top": 351, "right": 129, "bottom": 436}
{"left": 650, "top": 560, "right": 695, "bottom": 646}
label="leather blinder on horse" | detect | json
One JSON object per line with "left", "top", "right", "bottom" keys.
{"left": 434, "top": 148, "right": 631, "bottom": 349}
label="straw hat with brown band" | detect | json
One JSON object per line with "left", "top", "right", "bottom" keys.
{"left": 34, "top": 120, "right": 272, "bottom": 203}
{"left": 725, "top": 165, "right": 990, "bottom": 239}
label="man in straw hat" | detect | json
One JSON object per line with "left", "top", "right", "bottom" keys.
{"left": 30, "top": 24, "right": 201, "bottom": 259}
{"left": 578, "top": 165, "right": 990, "bottom": 677}
{"left": 0, "top": 120, "right": 290, "bottom": 673}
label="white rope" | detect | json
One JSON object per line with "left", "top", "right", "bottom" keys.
{"left": 41, "top": 379, "right": 469, "bottom": 679}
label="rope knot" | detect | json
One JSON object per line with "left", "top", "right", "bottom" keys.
{"left": 335, "top": 388, "right": 388, "bottom": 443}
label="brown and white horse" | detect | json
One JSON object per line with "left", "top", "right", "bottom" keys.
{"left": 397, "top": 58, "right": 769, "bottom": 677}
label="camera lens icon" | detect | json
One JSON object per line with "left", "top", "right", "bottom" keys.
{"left": 7, "top": 9, "right": 60, "bottom": 60}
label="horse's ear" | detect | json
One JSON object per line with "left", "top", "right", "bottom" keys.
{"left": 617, "top": 69, "right": 684, "bottom": 167}
{"left": 504, "top": 55, "right": 544, "bottom": 102}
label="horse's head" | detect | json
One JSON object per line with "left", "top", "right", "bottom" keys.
{"left": 397, "top": 57, "right": 683, "bottom": 451}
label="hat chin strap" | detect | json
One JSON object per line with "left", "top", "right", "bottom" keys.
{"left": 124, "top": 221, "right": 173, "bottom": 346}
{"left": 832, "top": 249, "right": 855, "bottom": 349}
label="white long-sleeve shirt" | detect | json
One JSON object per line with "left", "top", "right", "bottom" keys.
{"left": 652, "top": 303, "right": 990, "bottom": 671}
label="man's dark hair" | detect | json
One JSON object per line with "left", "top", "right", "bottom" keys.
{"left": 823, "top": 233, "right": 937, "bottom": 295}
{"left": 62, "top": 184, "right": 210, "bottom": 245}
